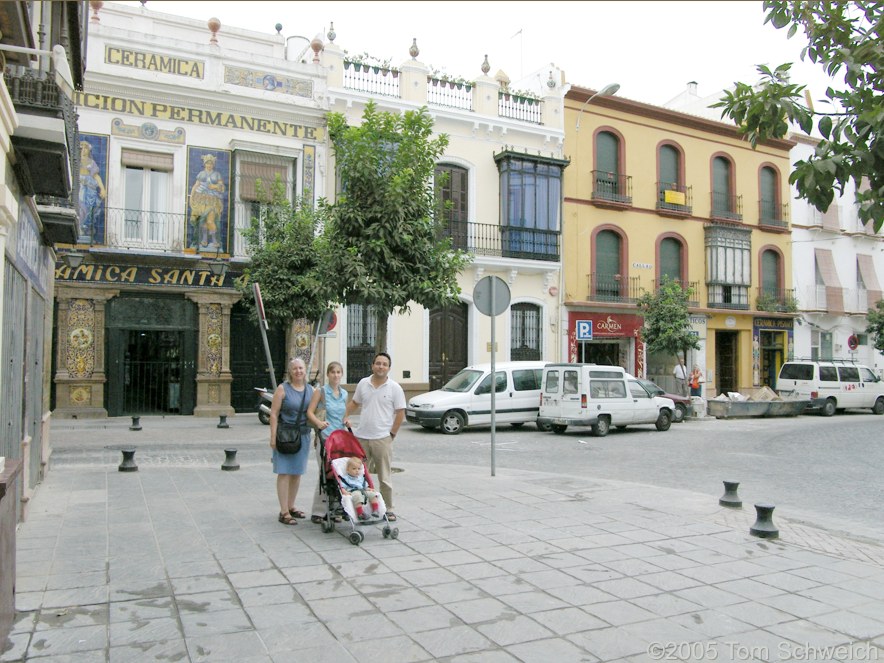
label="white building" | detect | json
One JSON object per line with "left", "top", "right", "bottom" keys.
{"left": 789, "top": 135, "right": 883, "bottom": 373}
{"left": 317, "top": 39, "right": 568, "bottom": 392}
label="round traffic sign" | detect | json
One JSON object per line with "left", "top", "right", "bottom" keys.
{"left": 847, "top": 334, "right": 859, "bottom": 351}
{"left": 473, "top": 275, "right": 510, "bottom": 316}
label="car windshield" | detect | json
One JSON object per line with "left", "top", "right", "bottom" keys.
{"left": 637, "top": 379, "right": 665, "bottom": 396}
{"left": 441, "top": 369, "right": 484, "bottom": 392}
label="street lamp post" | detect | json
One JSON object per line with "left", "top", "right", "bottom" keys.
{"left": 574, "top": 83, "right": 620, "bottom": 132}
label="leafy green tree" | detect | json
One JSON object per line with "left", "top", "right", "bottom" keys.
{"left": 867, "top": 299, "right": 884, "bottom": 355}
{"left": 322, "top": 101, "right": 471, "bottom": 350}
{"left": 235, "top": 177, "right": 330, "bottom": 328}
{"left": 713, "top": 1, "right": 883, "bottom": 231}
{"left": 637, "top": 277, "right": 701, "bottom": 370}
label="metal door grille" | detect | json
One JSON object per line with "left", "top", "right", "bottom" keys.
{"left": 122, "top": 331, "right": 182, "bottom": 415}
{"left": 347, "top": 304, "right": 378, "bottom": 382}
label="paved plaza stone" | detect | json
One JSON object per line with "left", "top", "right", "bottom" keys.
{"left": 3, "top": 417, "right": 884, "bottom": 662}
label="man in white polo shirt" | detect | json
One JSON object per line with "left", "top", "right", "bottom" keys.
{"left": 344, "top": 352, "right": 406, "bottom": 521}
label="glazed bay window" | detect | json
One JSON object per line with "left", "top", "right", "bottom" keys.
{"left": 495, "top": 151, "right": 567, "bottom": 261}
{"left": 122, "top": 149, "right": 174, "bottom": 249}
{"left": 705, "top": 223, "right": 751, "bottom": 309}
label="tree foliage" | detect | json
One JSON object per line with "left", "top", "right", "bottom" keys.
{"left": 713, "top": 1, "right": 884, "bottom": 231}
{"left": 867, "top": 299, "right": 884, "bottom": 355}
{"left": 235, "top": 178, "right": 330, "bottom": 327}
{"left": 637, "top": 278, "right": 700, "bottom": 365}
{"left": 322, "top": 101, "right": 471, "bottom": 350}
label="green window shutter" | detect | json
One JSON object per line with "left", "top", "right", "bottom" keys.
{"left": 761, "top": 250, "right": 779, "bottom": 294}
{"left": 596, "top": 132, "right": 619, "bottom": 174}
{"left": 760, "top": 167, "right": 777, "bottom": 219}
{"left": 596, "top": 230, "right": 621, "bottom": 276}
{"left": 713, "top": 157, "right": 731, "bottom": 212}
{"left": 659, "top": 145, "right": 679, "bottom": 188}
{"left": 660, "top": 238, "right": 682, "bottom": 281}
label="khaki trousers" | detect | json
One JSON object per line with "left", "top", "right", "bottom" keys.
{"left": 357, "top": 435, "right": 394, "bottom": 511}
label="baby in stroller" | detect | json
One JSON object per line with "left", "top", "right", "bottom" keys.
{"left": 320, "top": 429, "right": 397, "bottom": 544}
{"left": 339, "top": 457, "right": 380, "bottom": 521}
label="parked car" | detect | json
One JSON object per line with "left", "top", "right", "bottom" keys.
{"left": 538, "top": 364, "right": 675, "bottom": 436}
{"left": 406, "top": 361, "right": 549, "bottom": 435}
{"left": 630, "top": 377, "right": 691, "bottom": 423}
{"left": 777, "top": 360, "right": 884, "bottom": 416}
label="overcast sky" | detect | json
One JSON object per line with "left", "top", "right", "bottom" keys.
{"left": 116, "top": 1, "right": 839, "bottom": 108}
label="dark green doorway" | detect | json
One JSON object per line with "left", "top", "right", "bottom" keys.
{"left": 230, "top": 301, "right": 288, "bottom": 412}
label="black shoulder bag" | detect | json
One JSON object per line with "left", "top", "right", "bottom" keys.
{"left": 276, "top": 386, "right": 307, "bottom": 454}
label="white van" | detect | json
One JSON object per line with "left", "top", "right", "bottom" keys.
{"left": 406, "top": 361, "right": 548, "bottom": 434}
{"left": 776, "top": 360, "right": 884, "bottom": 416}
{"left": 538, "top": 364, "right": 675, "bottom": 436}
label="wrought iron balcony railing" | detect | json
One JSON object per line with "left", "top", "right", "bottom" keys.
{"left": 586, "top": 273, "right": 642, "bottom": 303}
{"left": 83, "top": 207, "right": 188, "bottom": 252}
{"left": 342, "top": 61, "right": 400, "bottom": 98}
{"left": 755, "top": 287, "right": 797, "bottom": 313}
{"left": 592, "top": 171, "right": 632, "bottom": 205}
{"left": 707, "top": 283, "right": 749, "bottom": 310}
{"left": 652, "top": 279, "right": 700, "bottom": 307}
{"left": 440, "top": 220, "right": 559, "bottom": 262}
{"left": 710, "top": 192, "right": 743, "bottom": 222}
{"left": 656, "top": 182, "right": 692, "bottom": 216}
{"left": 428, "top": 77, "right": 473, "bottom": 111}
{"left": 758, "top": 201, "right": 790, "bottom": 229}
{"left": 498, "top": 92, "right": 543, "bottom": 124}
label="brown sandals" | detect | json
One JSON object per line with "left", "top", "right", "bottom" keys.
{"left": 278, "top": 512, "right": 298, "bottom": 525}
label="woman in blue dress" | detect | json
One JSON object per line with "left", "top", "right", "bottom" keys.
{"left": 270, "top": 358, "right": 313, "bottom": 525}
{"left": 306, "top": 361, "right": 348, "bottom": 523}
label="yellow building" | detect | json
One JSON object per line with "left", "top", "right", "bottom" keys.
{"left": 563, "top": 86, "right": 796, "bottom": 397}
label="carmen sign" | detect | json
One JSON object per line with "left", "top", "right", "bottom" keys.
{"left": 55, "top": 263, "right": 233, "bottom": 289}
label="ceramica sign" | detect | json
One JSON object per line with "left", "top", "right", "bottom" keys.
{"left": 105, "top": 45, "right": 205, "bottom": 78}
{"left": 55, "top": 262, "right": 233, "bottom": 289}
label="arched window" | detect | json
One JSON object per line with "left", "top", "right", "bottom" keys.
{"left": 595, "top": 229, "right": 622, "bottom": 300}
{"left": 659, "top": 145, "right": 679, "bottom": 189}
{"left": 511, "top": 303, "right": 541, "bottom": 361}
{"left": 759, "top": 166, "right": 780, "bottom": 224}
{"left": 659, "top": 237, "right": 684, "bottom": 284}
{"left": 435, "top": 163, "right": 469, "bottom": 249}
{"left": 712, "top": 155, "right": 740, "bottom": 221}
{"left": 594, "top": 131, "right": 629, "bottom": 202}
{"left": 761, "top": 250, "right": 780, "bottom": 296}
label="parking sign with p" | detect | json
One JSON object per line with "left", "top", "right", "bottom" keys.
{"left": 576, "top": 320, "right": 593, "bottom": 341}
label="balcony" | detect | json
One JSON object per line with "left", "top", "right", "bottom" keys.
{"left": 652, "top": 279, "right": 700, "bottom": 307}
{"left": 845, "top": 287, "right": 869, "bottom": 314}
{"left": 428, "top": 76, "right": 473, "bottom": 111}
{"left": 755, "top": 288, "right": 797, "bottom": 313}
{"left": 707, "top": 283, "right": 749, "bottom": 310}
{"left": 758, "top": 200, "right": 790, "bottom": 230}
{"left": 342, "top": 61, "right": 400, "bottom": 98}
{"left": 82, "top": 207, "right": 188, "bottom": 253}
{"left": 586, "top": 273, "right": 642, "bottom": 303}
{"left": 498, "top": 91, "right": 543, "bottom": 124}
{"left": 591, "top": 171, "right": 632, "bottom": 208}
{"left": 4, "top": 60, "right": 80, "bottom": 243}
{"left": 440, "top": 221, "right": 559, "bottom": 262}
{"left": 710, "top": 192, "right": 743, "bottom": 223}
{"left": 656, "top": 182, "right": 692, "bottom": 217}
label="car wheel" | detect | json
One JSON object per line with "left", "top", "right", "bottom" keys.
{"left": 655, "top": 410, "right": 672, "bottom": 431}
{"left": 510, "top": 422, "right": 525, "bottom": 429}
{"left": 592, "top": 416, "right": 610, "bottom": 437}
{"left": 873, "top": 397, "right": 884, "bottom": 415}
{"left": 440, "top": 410, "right": 465, "bottom": 435}
{"left": 537, "top": 420, "right": 552, "bottom": 432}
{"left": 551, "top": 424, "right": 568, "bottom": 434}
{"left": 821, "top": 399, "right": 836, "bottom": 417}
{"left": 673, "top": 403, "right": 687, "bottom": 423}
{"left": 258, "top": 410, "right": 270, "bottom": 425}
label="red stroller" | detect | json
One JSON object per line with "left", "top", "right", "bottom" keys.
{"left": 318, "top": 428, "right": 399, "bottom": 545}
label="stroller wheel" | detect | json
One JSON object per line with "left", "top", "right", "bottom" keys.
{"left": 348, "top": 531, "right": 361, "bottom": 546}
{"left": 382, "top": 526, "right": 391, "bottom": 538}
{"left": 390, "top": 528, "right": 399, "bottom": 539}
{"left": 321, "top": 521, "right": 333, "bottom": 534}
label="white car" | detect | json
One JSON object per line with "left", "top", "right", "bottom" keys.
{"left": 406, "top": 361, "right": 548, "bottom": 434}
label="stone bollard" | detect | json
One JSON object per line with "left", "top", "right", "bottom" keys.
{"left": 129, "top": 416, "right": 142, "bottom": 431}
{"left": 217, "top": 414, "right": 229, "bottom": 429}
{"left": 221, "top": 448, "right": 240, "bottom": 471}
{"left": 118, "top": 448, "right": 138, "bottom": 472}
{"left": 719, "top": 481, "right": 742, "bottom": 508}
{"left": 750, "top": 503, "right": 779, "bottom": 539}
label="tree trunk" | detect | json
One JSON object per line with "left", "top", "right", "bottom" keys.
{"left": 375, "top": 310, "right": 388, "bottom": 355}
